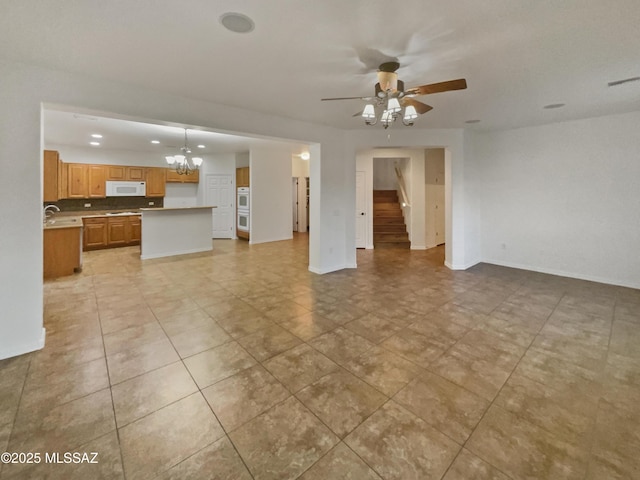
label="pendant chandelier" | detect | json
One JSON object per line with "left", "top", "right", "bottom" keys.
{"left": 165, "top": 129, "right": 202, "bottom": 175}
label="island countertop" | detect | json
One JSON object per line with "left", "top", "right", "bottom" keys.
{"left": 140, "top": 206, "right": 217, "bottom": 212}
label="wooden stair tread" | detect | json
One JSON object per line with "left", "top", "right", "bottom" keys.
{"left": 372, "top": 190, "right": 410, "bottom": 249}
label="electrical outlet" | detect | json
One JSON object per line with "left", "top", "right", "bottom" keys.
{"left": 84, "top": 203, "right": 91, "bottom": 208}
{"left": 148, "top": 201, "right": 154, "bottom": 206}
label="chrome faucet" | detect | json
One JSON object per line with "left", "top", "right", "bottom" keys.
{"left": 43, "top": 204, "right": 60, "bottom": 223}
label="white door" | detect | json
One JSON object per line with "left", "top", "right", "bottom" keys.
{"left": 355, "top": 171, "right": 367, "bottom": 248}
{"left": 206, "top": 174, "right": 233, "bottom": 238}
{"left": 292, "top": 178, "right": 298, "bottom": 231}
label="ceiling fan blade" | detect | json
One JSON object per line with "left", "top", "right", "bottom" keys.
{"left": 352, "top": 111, "right": 363, "bottom": 117}
{"left": 402, "top": 98, "right": 433, "bottom": 114}
{"left": 405, "top": 78, "right": 467, "bottom": 96}
{"left": 321, "top": 96, "right": 371, "bottom": 101}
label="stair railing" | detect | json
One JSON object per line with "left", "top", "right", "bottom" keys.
{"left": 394, "top": 166, "right": 411, "bottom": 207}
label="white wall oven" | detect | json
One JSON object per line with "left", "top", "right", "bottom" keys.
{"left": 237, "top": 187, "right": 250, "bottom": 235}
{"left": 237, "top": 187, "right": 250, "bottom": 210}
{"left": 237, "top": 210, "right": 250, "bottom": 233}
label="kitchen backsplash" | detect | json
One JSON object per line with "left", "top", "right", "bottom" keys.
{"left": 44, "top": 197, "right": 164, "bottom": 212}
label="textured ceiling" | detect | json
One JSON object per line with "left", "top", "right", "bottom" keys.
{"left": 2, "top": 0, "right": 640, "bottom": 133}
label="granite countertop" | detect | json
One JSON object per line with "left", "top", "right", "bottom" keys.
{"left": 43, "top": 216, "right": 83, "bottom": 230}
{"left": 43, "top": 210, "right": 142, "bottom": 229}
{"left": 55, "top": 209, "right": 142, "bottom": 218}
{"left": 140, "top": 206, "right": 216, "bottom": 212}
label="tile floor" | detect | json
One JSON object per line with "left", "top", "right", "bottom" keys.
{"left": 1, "top": 234, "right": 639, "bottom": 479}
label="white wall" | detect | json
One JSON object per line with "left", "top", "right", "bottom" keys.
{"left": 0, "top": 58, "right": 351, "bottom": 360}
{"left": 372, "top": 158, "right": 397, "bottom": 189}
{"left": 250, "top": 147, "right": 294, "bottom": 244}
{"left": 475, "top": 111, "right": 640, "bottom": 288}
{"left": 45, "top": 144, "right": 164, "bottom": 167}
{"left": 292, "top": 156, "right": 310, "bottom": 178}
{"left": 235, "top": 152, "right": 250, "bottom": 168}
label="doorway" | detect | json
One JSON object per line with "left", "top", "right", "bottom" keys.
{"left": 425, "top": 149, "right": 446, "bottom": 248}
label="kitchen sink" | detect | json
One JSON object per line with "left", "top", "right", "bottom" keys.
{"left": 44, "top": 217, "right": 80, "bottom": 227}
{"left": 105, "top": 211, "right": 138, "bottom": 216}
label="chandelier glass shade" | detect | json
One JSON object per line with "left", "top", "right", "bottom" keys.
{"left": 165, "top": 129, "right": 203, "bottom": 175}
{"left": 362, "top": 100, "right": 419, "bottom": 129}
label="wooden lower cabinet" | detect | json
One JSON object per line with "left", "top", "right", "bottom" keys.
{"left": 83, "top": 218, "right": 108, "bottom": 250}
{"left": 44, "top": 227, "right": 82, "bottom": 279}
{"left": 129, "top": 216, "right": 141, "bottom": 244}
{"left": 107, "top": 218, "right": 128, "bottom": 246}
{"left": 83, "top": 215, "right": 141, "bottom": 250}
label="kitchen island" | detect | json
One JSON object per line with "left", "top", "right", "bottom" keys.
{"left": 139, "top": 206, "right": 215, "bottom": 260}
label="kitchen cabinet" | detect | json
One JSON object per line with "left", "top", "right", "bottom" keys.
{"left": 129, "top": 216, "right": 141, "bottom": 243}
{"left": 236, "top": 167, "right": 250, "bottom": 187}
{"left": 83, "top": 217, "right": 108, "bottom": 250}
{"left": 83, "top": 215, "right": 141, "bottom": 250}
{"left": 67, "top": 164, "right": 88, "bottom": 198}
{"left": 107, "top": 165, "right": 146, "bottom": 181}
{"left": 88, "top": 165, "right": 106, "bottom": 197}
{"left": 145, "top": 167, "right": 166, "bottom": 197}
{"left": 58, "top": 161, "right": 68, "bottom": 199}
{"left": 43, "top": 150, "right": 59, "bottom": 202}
{"left": 67, "top": 164, "right": 107, "bottom": 198}
{"left": 44, "top": 226, "right": 82, "bottom": 279}
{"left": 166, "top": 168, "right": 199, "bottom": 183}
{"left": 107, "top": 217, "right": 128, "bottom": 246}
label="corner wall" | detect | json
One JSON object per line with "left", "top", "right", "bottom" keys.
{"left": 475, "top": 111, "right": 640, "bottom": 288}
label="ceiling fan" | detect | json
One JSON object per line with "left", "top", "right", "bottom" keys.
{"left": 321, "top": 62, "right": 467, "bottom": 128}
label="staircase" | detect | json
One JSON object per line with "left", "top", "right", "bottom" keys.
{"left": 373, "top": 190, "right": 410, "bottom": 248}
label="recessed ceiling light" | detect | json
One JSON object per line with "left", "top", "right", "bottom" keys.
{"left": 89, "top": 141, "right": 100, "bottom": 146}
{"left": 608, "top": 76, "right": 640, "bottom": 87}
{"left": 151, "top": 140, "right": 160, "bottom": 144}
{"left": 197, "top": 145, "right": 205, "bottom": 149}
{"left": 91, "top": 134, "right": 103, "bottom": 138}
{"left": 543, "top": 103, "right": 566, "bottom": 109}
{"left": 465, "top": 119, "right": 481, "bottom": 124}
{"left": 220, "top": 12, "right": 255, "bottom": 33}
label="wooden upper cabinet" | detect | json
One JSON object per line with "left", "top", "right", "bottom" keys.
{"left": 88, "top": 165, "right": 106, "bottom": 198}
{"left": 166, "top": 168, "right": 199, "bottom": 183}
{"left": 107, "top": 165, "right": 145, "bottom": 181}
{"left": 43, "top": 150, "right": 59, "bottom": 202}
{"left": 107, "top": 165, "right": 126, "bottom": 180}
{"left": 128, "top": 167, "right": 145, "bottom": 181}
{"left": 58, "top": 161, "right": 68, "bottom": 199}
{"left": 67, "top": 164, "right": 88, "bottom": 198}
{"left": 67, "top": 163, "right": 106, "bottom": 198}
{"left": 236, "top": 167, "right": 249, "bottom": 187}
{"left": 145, "top": 167, "right": 166, "bottom": 197}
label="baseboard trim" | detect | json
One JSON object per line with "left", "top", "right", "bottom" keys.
{"left": 482, "top": 258, "right": 640, "bottom": 289}
{"left": 309, "top": 264, "right": 347, "bottom": 275}
{"left": 249, "top": 235, "right": 294, "bottom": 245}
{"left": 0, "top": 327, "right": 46, "bottom": 361}
{"left": 410, "top": 245, "right": 427, "bottom": 250}
{"left": 445, "top": 259, "right": 481, "bottom": 270}
{"left": 141, "top": 247, "right": 212, "bottom": 260}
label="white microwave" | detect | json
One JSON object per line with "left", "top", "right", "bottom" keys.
{"left": 106, "top": 181, "right": 146, "bottom": 197}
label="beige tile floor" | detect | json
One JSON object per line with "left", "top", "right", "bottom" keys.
{"left": 1, "top": 234, "right": 639, "bottom": 479}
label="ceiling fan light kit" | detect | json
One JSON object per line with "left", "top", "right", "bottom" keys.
{"left": 322, "top": 62, "right": 467, "bottom": 129}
